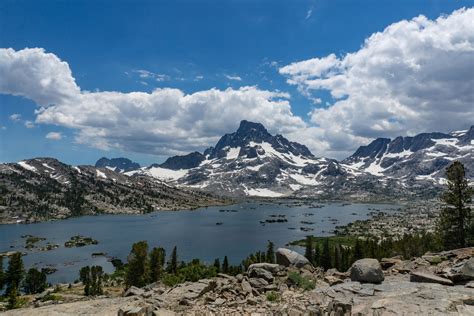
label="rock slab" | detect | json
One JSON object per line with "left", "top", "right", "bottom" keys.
{"left": 276, "top": 248, "right": 311, "bottom": 268}
{"left": 410, "top": 271, "right": 454, "bottom": 286}
{"left": 350, "top": 259, "right": 384, "bottom": 284}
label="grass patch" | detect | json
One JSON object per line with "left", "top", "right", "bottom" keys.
{"left": 266, "top": 291, "right": 280, "bottom": 302}
{"left": 287, "top": 272, "right": 315, "bottom": 291}
{"left": 41, "top": 293, "right": 63, "bottom": 302}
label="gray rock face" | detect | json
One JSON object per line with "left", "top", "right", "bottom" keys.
{"left": 247, "top": 263, "right": 282, "bottom": 274}
{"left": 123, "top": 286, "right": 145, "bottom": 297}
{"left": 350, "top": 259, "right": 384, "bottom": 284}
{"left": 410, "top": 271, "right": 454, "bottom": 286}
{"left": 241, "top": 279, "right": 253, "bottom": 294}
{"left": 461, "top": 257, "right": 474, "bottom": 279}
{"left": 247, "top": 267, "right": 274, "bottom": 282}
{"left": 118, "top": 305, "right": 151, "bottom": 316}
{"left": 95, "top": 157, "right": 141, "bottom": 173}
{"left": 166, "top": 279, "right": 217, "bottom": 301}
{"left": 157, "top": 152, "right": 205, "bottom": 170}
{"left": 248, "top": 277, "right": 269, "bottom": 289}
{"left": 276, "top": 248, "right": 311, "bottom": 268}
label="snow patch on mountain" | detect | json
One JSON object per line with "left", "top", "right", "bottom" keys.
{"left": 145, "top": 167, "right": 188, "bottom": 181}
{"left": 18, "top": 161, "right": 37, "bottom": 172}
{"left": 96, "top": 169, "right": 107, "bottom": 179}
{"left": 243, "top": 187, "right": 284, "bottom": 197}
{"left": 226, "top": 147, "right": 241, "bottom": 160}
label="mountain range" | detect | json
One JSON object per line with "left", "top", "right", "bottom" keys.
{"left": 1, "top": 120, "right": 472, "bottom": 223}
{"left": 99, "top": 120, "right": 474, "bottom": 199}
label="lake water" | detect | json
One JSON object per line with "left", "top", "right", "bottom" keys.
{"left": 0, "top": 200, "right": 399, "bottom": 284}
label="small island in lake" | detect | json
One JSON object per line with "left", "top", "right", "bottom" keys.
{"left": 65, "top": 235, "right": 99, "bottom": 248}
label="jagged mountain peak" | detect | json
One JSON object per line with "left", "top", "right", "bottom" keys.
{"left": 458, "top": 125, "right": 474, "bottom": 145}
{"left": 206, "top": 120, "right": 313, "bottom": 160}
{"left": 156, "top": 152, "right": 205, "bottom": 170}
{"left": 95, "top": 157, "right": 141, "bottom": 173}
{"left": 343, "top": 127, "right": 473, "bottom": 181}
{"left": 236, "top": 120, "right": 269, "bottom": 137}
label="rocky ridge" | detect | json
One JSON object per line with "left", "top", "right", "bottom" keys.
{"left": 95, "top": 157, "right": 141, "bottom": 173}
{"left": 4, "top": 247, "right": 474, "bottom": 315}
{"left": 343, "top": 126, "right": 474, "bottom": 184}
{"left": 120, "top": 121, "right": 473, "bottom": 199}
{"left": 0, "top": 157, "right": 226, "bottom": 224}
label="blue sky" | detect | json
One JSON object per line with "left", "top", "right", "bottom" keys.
{"left": 1, "top": 0, "right": 473, "bottom": 165}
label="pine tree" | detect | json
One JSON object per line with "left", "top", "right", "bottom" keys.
{"left": 80, "top": 266, "right": 91, "bottom": 295}
{"left": 321, "top": 238, "right": 332, "bottom": 271}
{"left": 334, "top": 244, "right": 342, "bottom": 271}
{"left": 0, "top": 256, "right": 4, "bottom": 291}
{"left": 80, "top": 266, "right": 103, "bottom": 295}
{"left": 314, "top": 244, "right": 321, "bottom": 267}
{"left": 167, "top": 246, "right": 178, "bottom": 274}
{"left": 126, "top": 241, "right": 149, "bottom": 287}
{"left": 23, "top": 268, "right": 47, "bottom": 294}
{"left": 7, "top": 285, "right": 19, "bottom": 309}
{"left": 437, "top": 161, "right": 473, "bottom": 249}
{"left": 222, "top": 256, "right": 229, "bottom": 274}
{"left": 91, "top": 266, "right": 103, "bottom": 295}
{"left": 5, "top": 252, "right": 24, "bottom": 296}
{"left": 149, "top": 247, "right": 166, "bottom": 282}
{"left": 353, "top": 239, "right": 363, "bottom": 261}
{"left": 213, "top": 258, "right": 221, "bottom": 273}
{"left": 304, "top": 236, "right": 314, "bottom": 264}
{"left": 266, "top": 241, "right": 275, "bottom": 263}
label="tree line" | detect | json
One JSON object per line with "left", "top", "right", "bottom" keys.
{"left": 302, "top": 161, "right": 473, "bottom": 271}
{"left": 0, "top": 253, "right": 48, "bottom": 309}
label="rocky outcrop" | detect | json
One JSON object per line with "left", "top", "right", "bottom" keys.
{"left": 276, "top": 248, "right": 311, "bottom": 268}
{"left": 409, "top": 271, "right": 454, "bottom": 286}
{"left": 4, "top": 248, "right": 474, "bottom": 315}
{"left": 0, "top": 158, "right": 227, "bottom": 224}
{"left": 95, "top": 157, "right": 141, "bottom": 173}
{"left": 350, "top": 258, "right": 384, "bottom": 283}
{"left": 461, "top": 257, "right": 474, "bottom": 279}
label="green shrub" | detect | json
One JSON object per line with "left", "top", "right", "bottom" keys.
{"left": 162, "top": 273, "right": 185, "bottom": 287}
{"left": 287, "top": 272, "right": 315, "bottom": 291}
{"left": 41, "top": 293, "right": 63, "bottom": 302}
{"left": 266, "top": 291, "right": 280, "bottom": 302}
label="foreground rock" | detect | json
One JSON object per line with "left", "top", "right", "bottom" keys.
{"left": 276, "top": 247, "right": 311, "bottom": 268}
{"left": 410, "top": 271, "right": 454, "bottom": 286}
{"left": 461, "top": 257, "right": 474, "bottom": 279}
{"left": 3, "top": 247, "right": 474, "bottom": 315}
{"left": 350, "top": 258, "right": 384, "bottom": 283}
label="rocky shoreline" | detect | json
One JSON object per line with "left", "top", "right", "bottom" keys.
{"left": 336, "top": 199, "right": 440, "bottom": 239}
{"left": 3, "top": 247, "right": 473, "bottom": 315}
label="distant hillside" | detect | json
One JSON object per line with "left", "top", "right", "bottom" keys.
{"left": 0, "top": 158, "right": 226, "bottom": 224}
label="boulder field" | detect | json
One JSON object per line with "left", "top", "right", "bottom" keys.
{"left": 3, "top": 247, "right": 474, "bottom": 315}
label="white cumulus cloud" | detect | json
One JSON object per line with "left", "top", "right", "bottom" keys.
{"left": 280, "top": 7, "right": 474, "bottom": 157}
{"left": 0, "top": 48, "right": 304, "bottom": 156}
{"left": 224, "top": 74, "right": 242, "bottom": 81}
{"left": 1, "top": 8, "right": 473, "bottom": 160}
{"left": 45, "top": 132, "right": 62, "bottom": 140}
{"left": 9, "top": 113, "right": 21, "bottom": 122}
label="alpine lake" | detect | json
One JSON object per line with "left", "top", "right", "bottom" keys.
{"left": 0, "top": 200, "right": 399, "bottom": 284}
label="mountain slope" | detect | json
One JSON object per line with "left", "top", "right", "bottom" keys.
{"left": 130, "top": 121, "right": 395, "bottom": 198}
{"left": 129, "top": 121, "right": 472, "bottom": 199}
{"left": 0, "top": 158, "right": 225, "bottom": 224}
{"left": 342, "top": 126, "right": 474, "bottom": 184}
